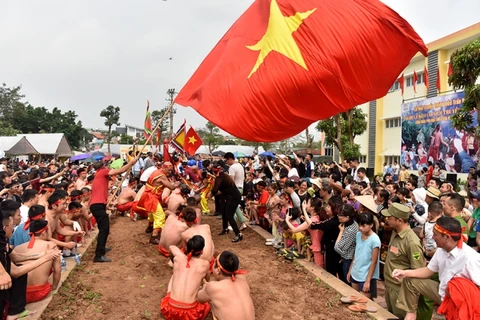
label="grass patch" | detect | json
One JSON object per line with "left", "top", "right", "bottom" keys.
{"left": 84, "top": 290, "right": 102, "bottom": 301}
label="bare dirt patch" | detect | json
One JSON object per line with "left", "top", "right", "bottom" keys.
{"left": 41, "top": 215, "right": 368, "bottom": 320}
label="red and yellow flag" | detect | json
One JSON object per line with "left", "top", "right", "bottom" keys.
{"left": 144, "top": 100, "right": 152, "bottom": 139}
{"left": 175, "top": 0, "right": 428, "bottom": 142}
{"left": 170, "top": 120, "right": 186, "bottom": 153}
{"left": 184, "top": 126, "right": 203, "bottom": 156}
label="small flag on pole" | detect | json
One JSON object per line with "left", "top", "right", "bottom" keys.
{"left": 144, "top": 100, "right": 152, "bottom": 139}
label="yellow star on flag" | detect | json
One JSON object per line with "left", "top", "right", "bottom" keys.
{"left": 246, "top": 0, "right": 316, "bottom": 78}
{"left": 188, "top": 136, "right": 197, "bottom": 144}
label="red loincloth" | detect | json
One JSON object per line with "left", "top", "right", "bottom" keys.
{"left": 209, "top": 256, "right": 215, "bottom": 274}
{"left": 160, "top": 292, "right": 210, "bottom": 320}
{"left": 158, "top": 244, "right": 170, "bottom": 258}
{"left": 437, "top": 277, "right": 480, "bottom": 320}
{"left": 26, "top": 282, "right": 52, "bottom": 303}
{"left": 132, "top": 201, "right": 148, "bottom": 218}
{"left": 116, "top": 201, "right": 134, "bottom": 212}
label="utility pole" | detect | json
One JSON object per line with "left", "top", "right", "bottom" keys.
{"left": 166, "top": 88, "right": 177, "bottom": 138}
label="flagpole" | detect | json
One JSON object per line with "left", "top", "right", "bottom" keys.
{"left": 107, "top": 100, "right": 176, "bottom": 211}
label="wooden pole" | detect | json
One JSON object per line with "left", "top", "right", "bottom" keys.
{"left": 107, "top": 100, "right": 176, "bottom": 208}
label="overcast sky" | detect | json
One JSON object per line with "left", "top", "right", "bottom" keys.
{"left": 1, "top": 0, "right": 479, "bottom": 137}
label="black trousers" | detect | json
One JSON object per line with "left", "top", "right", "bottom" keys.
{"left": 215, "top": 194, "right": 226, "bottom": 214}
{"left": 90, "top": 203, "right": 110, "bottom": 258}
{"left": 222, "top": 197, "right": 241, "bottom": 235}
{"left": 0, "top": 274, "right": 27, "bottom": 316}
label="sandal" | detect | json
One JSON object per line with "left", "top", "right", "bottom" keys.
{"left": 276, "top": 248, "right": 289, "bottom": 257}
{"left": 340, "top": 296, "right": 368, "bottom": 304}
{"left": 15, "top": 310, "right": 37, "bottom": 319}
{"left": 348, "top": 304, "right": 377, "bottom": 313}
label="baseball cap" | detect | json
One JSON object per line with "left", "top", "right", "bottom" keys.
{"left": 381, "top": 203, "right": 410, "bottom": 220}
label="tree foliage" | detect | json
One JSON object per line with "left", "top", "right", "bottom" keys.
{"left": 0, "top": 84, "right": 88, "bottom": 149}
{"left": 151, "top": 108, "right": 170, "bottom": 139}
{"left": 100, "top": 105, "right": 121, "bottom": 154}
{"left": 449, "top": 38, "right": 480, "bottom": 138}
{"left": 197, "top": 121, "right": 223, "bottom": 153}
{"left": 316, "top": 107, "right": 367, "bottom": 161}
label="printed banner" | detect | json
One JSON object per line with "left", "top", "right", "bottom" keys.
{"left": 401, "top": 91, "right": 478, "bottom": 173}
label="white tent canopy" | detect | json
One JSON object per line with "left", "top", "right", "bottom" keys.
{"left": 17, "top": 133, "right": 73, "bottom": 156}
{"left": 0, "top": 136, "right": 38, "bottom": 155}
{"left": 211, "top": 145, "right": 265, "bottom": 156}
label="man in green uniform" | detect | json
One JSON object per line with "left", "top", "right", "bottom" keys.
{"left": 382, "top": 203, "right": 425, "bottom": 318}
{"left": 442, "top": 193, "right": 469, "bottom": 241}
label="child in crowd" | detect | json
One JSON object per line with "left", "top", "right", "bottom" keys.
{"left": 347, "top": 212, "right": 381, "bottom": 299}
{"left": 419, "top": 201, "right": 443, "bottom": 258}
{"left": 282, "top": 208, "right": 304, "bottom": 254}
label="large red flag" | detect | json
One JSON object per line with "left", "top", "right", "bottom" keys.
{"left": 424, "top": 66, "right": 429, "bottom": 90}
{"left": 175, "top": 0, "right": 428, "bottom": 142}
{"left": 436, "top": 68, "right": 441, "bottom": 92}
{"left": 398, "top": 74, "right": 405, "bottom": 96}
{"left": 184, "top": 126, "right": 203, "bottom": 156}
{"left": 413, "top": 70, "right": 418, "bottom": 93}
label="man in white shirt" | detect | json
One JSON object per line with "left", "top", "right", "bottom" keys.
{"left": 349, "top": 158, "right": 359, "bottom": 182}
{"left": 284, "top": 181, "right": 301, "bottom": 209}
{"left": 224, "top": 152, "right": 247, "bottom": 230}
{"left": 19, "top": 189, "right": 39, "bottom": 224}
{"left": 392, "top": 216, "right": 480, "bottom": 320}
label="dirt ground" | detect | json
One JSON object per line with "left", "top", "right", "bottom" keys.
{"left": 40, "top": 214, "right": 369, "bottom": 320}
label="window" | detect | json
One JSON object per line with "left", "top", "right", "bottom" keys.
{"left": 359, "top": 155, "right": 367, "bottom": 163}
{"left": 388, "top": 80, "right": 400, "bottom": 92}
{"left": 324, "top": 147, "right": 333, "bottom": 157}
{"left": 384, "top": 156, "right": 400, "bottom": 165}
{"left": 385, "top": 117, "right": 401, "bottom": 128}
{"left": 416, "top": 73, "right": 424, "bottom": 84}
{"left": 406, "top": 76, "right": 414, "bottom": 87}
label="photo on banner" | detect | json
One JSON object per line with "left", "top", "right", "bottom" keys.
{"left": 400, "top": 92, "right": 477, "bottom": 173}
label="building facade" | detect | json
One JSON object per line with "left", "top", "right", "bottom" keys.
{"left": 353, "top": 23, "right": 480, "bottom": 175}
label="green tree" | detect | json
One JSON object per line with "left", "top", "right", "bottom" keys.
{"left": 151, "top": 108, "right": 170, "bottom": 139}
{"left": 316, "top": 107, "right": 367, "bottom": 161}
{"left": 0, "top": 83, "right": 25, "bottom": 122}
{"left": 197, "top": 121, "right": 223, "bottom": 153}
{"left": 0, "top": 121, "right": 20, "bottom": 136}
{"left": 449, "top": 38, "right": 480, "bottom": 161}
{"left": 119, "top": 134, "right": 134, "bottom": 144}
{"left": 100, "top": 105, "right": 120, "bottom": 154}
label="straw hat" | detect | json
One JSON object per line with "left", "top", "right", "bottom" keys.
{"left": 354, "top": 195, "right": 377, "bottom": 213}
{"left": 426, "top": 187, "right": 441, "bottom": 199}
{"left": 311, "top": 178, "right": 322, "bottom": 189}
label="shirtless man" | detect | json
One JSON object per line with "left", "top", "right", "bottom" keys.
{"left": 2, "top": 214, "right": 61, "bottom": 320}
{"left": 187, "top": 196, "right": 202, "bottom": 224}
{"left": 74, "top": 168, "right": 87, "bottom": 190}
{"left": 11, "top": 219, "right": 61, "bottom": 303}
{"left": 197, "top": 251, "right": 254, "bottom": 320}
{"left": 160, "top": 236, "right": 211, "bottom": 320}
{"left": 165, "top": 185, "right": 189, "bottom": 216}
{"left": 116, "top": 178, "right": 137, "bottom": 219}
{"left": 46, "top": 192, "right": 84, "bottom": 251}
{"left": 37, "top": 184, "right": 55, "bottom": 208}
{"left": 158, "top": 206, "right": 196, "bottom": 257}
{"left": 181, "top": 221, "right": 214, "bottom": 272}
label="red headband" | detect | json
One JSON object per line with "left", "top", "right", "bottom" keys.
{"left": 70, "top": 194, "right": 82, "bottom": 201}
{"left": 38, "top": 187, "right": 55, "bottom": 195}
{"left": 23, "top": 212, "right": 46, "bottom": 230}
{"left": 186, "top": 250, "right": 203, "bottom": 268}
{"left": 67, "top": 209, "right": 82, "bottom": 214}
{"left": 216, "top": 256, "right": 247, "bottom": 281}
{"left": 27, "top": 225, "right": 48, "bottom": 249}
{"left": 434, "top": 224, "right": 463, "bottom": 248}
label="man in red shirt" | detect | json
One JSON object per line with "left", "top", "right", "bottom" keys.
{"left": 90, "top": 158, "right": 136, "bottom": 263}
